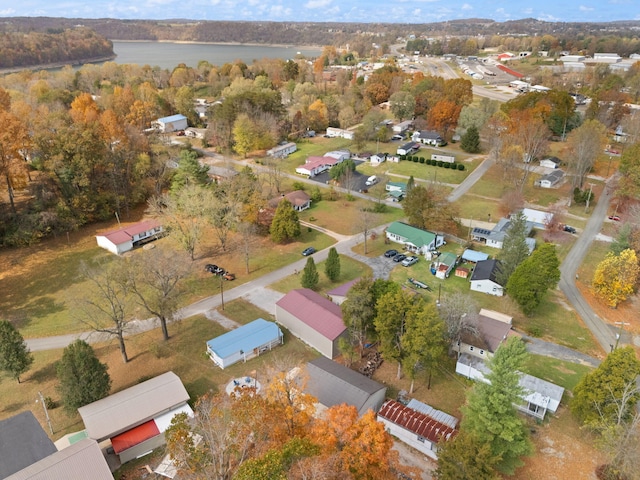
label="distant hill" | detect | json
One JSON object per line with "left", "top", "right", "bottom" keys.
{"left": 0, "top": 26, "right": 114, "bottom": 70}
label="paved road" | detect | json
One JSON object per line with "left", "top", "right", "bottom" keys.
{"left": 447, "top": 157, "right": 493, "bottom": 202}
{"left": 558, "top": 178, "right": 618, "bottom": 353}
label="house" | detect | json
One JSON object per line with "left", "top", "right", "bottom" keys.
{"left": 540, "top": 156, "right": 561, "bottom": 169}
{"left": 411, "top": 130, "right": 446, "bottom": 147}
{"left": 456, "top": 309, "right": 513, "bottom": 359}
{"left": 6, "top": 438, "right": 113, "bottom": 480}
{"left": 207, "top": 165, "right": 238, "bottom": 182}
{"left": 0, "top": 411, "right": 58, "bottom": 479}
{"left": 396, "top": 142, "right": 420, "bottom": 156}
{"left": 433, "top": 252, "right": 458, "bottom": 279}
{"left": 392, "top": 120, "right": 413, "bottom": 134}
{"left": 471, "top": 217, "right": 536, "bottom": 252}
{"left": 269, "top": 190, "right": 311, "bottom": 212}
{"left": 78, "top": 371, "right": 193, "bottom": 464}
{"left": 370, "top": 152, "right": 387, "bottom": 165}
{"left": 385, "top": 222, "right": 445, "bottom": 256}
{"left": 184, "top": 127, "right": 206, "bottom": 139}
{"left": 275, "top": 289, "right": 348, "bottom": 359}
{"left": 295, "top": 156, "right": 343, "bottom": 177}
{"left": 385, "top": 181, "right": 407, "bottom": 201}
{"left": 326, "top": 127, "right": 354, "bottom": 140}
{"left": 95, "top": 219, "right": 164, "bottom": 255}
{"left": 469, "top": 259, "right": 504, "bottom": 296}
{"left": 153, "top": 114, "right": 188, "bottom": 133}
{"left": 537, "top": 169, "right": 565, "bottom": 188}
{"left": 306, "top": 357, "right": 387, "bottom": 416}
{"left": 267, "top": 142, "right": 297, "bottom": 158}
{"left": 324, "top": 150, "right": 351, "bottom": 162}
{"left": 206, "top": 319, "right": 284, "bottom": 369}
{"left": 327, "top": 278, "right": 359, "bottom": 305}
{"left": 520, "top": 208, "right": 553, "bottom": 229}
{"left": 456, "top": 354, "right": 564, "bottom": 420}
{"left": 377, "top": 400, "right": 457, "bottom": 460}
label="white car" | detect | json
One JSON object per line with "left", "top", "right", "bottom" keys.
{"left": 401, "top": 256, "right": 419, "bottom": 267}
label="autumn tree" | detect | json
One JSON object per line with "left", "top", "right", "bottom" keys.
{"left": 126, "top": 247, "right": 190, "bottom": 341}
{"left": 592, "top": 249, "right": 640, "bottom": 308}
{"left": 389, "top": 91, "right": 416, "bottom": 121}
{"left": 0, "top": 320, "right": 33, "bottom": 383}
{"left": 301, "top": 257, "right": 319, "bottom": 290}
{"left": 427, "top": 100, "right": 462, "bottom": 140}
{"left": 374, "top": 289, "right": 414, "bottom": 379}
{"left": 565, "top": 119, "right": 607, "bottom": 191}
{"left": 438, "top": 293, "right": 479, "bottom": 356}
{"left": 571, "top": 347, "right": 640, "bottom": 426}
{"left": 0, "top": 110, "right": 30, "bottom": 214}
{"left": 507, "top": 242, "right": 560, "bottom": 315}
{"left": 270, "top": 199, "right": 301, "bottom": 244}
{"left": 462, "top": 336, "right": 533, "bottom": 475}
{"left": 618, "top": 142, "right": 640, "bottom": 199}
{"left": 325, "top": 247, "right": 340, "bottom": 282}
{"left": 496, "top": 212, "right": 530, "bottom": 286}
{"left": 402, "top": 183, "right": 460, "bottom": 234}
{"left": 56, "top": 339, "right": 111, "bottom": 413}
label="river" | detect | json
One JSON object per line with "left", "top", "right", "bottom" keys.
{"left": 111, "top": 41, "right": 321, "bottom": 70}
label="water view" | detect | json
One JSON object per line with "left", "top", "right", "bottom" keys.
{"left": 112, "top": 41, "right": 321, "bottom": 70}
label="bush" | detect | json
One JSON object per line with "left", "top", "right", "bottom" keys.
{"left": 373, "top": 202, "right": 387, "bottom": 213}
{"left": 413, "top": 156, "right": 419, "bottom": 162}
{"left": 419, "top": 157, "right": 425, "bottom": 164}
{"left": 527, "top": 326, "right": 542, "bottom": 337}
{"left": 437, "top": 161, "right": 443, "bottom": 167}
{"left": 399, "top": 155, "right": 406, "bottom": 161}
{"left": 444, "top": 162, "right": 450, "bottom": 168}
{"left": 292, "top": 181, "right": 306, "bottom": 191}
{"left": 457, "top": 163, "right": 465, "bottom": 171}
{"left": 44, "top": 396, "right": 57, "bottom": 409}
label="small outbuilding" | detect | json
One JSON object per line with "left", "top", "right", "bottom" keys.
{"left": 96, "top": 220, "right": 164, "bottom": 255}
{"left": 153, "top": 114, "right": 188, "bottom": 133}
{"left": 377, "top": 400, "right": 457, "bottom": 460}
{"left": 327, "top": 278, "right": 359, "bottom": 305}
{"left": 537, "top": 169, "right": 565, "bottom": 188}
{"left": 306, "top": 357, "right": 387, "bottom": 416}
{"left": 78, "top": 371, "right": 192, "bottom": 464}
{"left": 540, "top": 156, "right": 561, "bottom": 169}
{"left": 206, "top": 318, "right": 284, "bottom": 369}
{"left": 276, "top": 289, "right": 347, "bottom": 359}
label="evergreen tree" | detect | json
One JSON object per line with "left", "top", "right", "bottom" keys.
{"left": 406, "top": 175, "right": 415, "bottom": 194}
{"left": 0, "top": 320, "right": 33, "bottom": 383}
{"left": 270, "top": 199, "right": 301, "bottom": 244}
{"left": 571, "top": 347, "right": 640, "bottom": 426}
{"left": 325, "top": 247, "right": 341, "bottom": 282}
{"left": 57, "top": 340, "right": 111, "bottom": 413}
{"left": 507, "top": 243, "right": 560, "bottom": 315}
{"left": 496, "top": 212, "right": 530, "bottom": 286}
{"left": 301, "top": 257, "right": 319, "bottom": 290}
{"left": 435, "top": 431, "right": 501, "bottom": 480}
{"left": 460, "top": 125, "right": 481, "bottom": 153}
{"left": 170, "top": 148, "right": 210, "bottom": 195}
{"left": 462, "top": 336, "right": 532, "bottom": 475}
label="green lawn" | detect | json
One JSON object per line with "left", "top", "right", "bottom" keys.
{"left": 521, "top": 354, "right": 593, "bottom": 394}
{"left": 216, "top": 299, "right": 274, "bottom": 325}
{"left": 453, "top": 195, "right": 502, "bottom": 221}
{"left": 269, "top": 255, "right": 372, "bottom": 294}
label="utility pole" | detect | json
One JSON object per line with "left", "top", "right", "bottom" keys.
{"left": 37, "top": 391, "right": 53, "bottom": 435}
{"left": 585, "top": 183, "right": 595, "bottom": 213}
{"left": 219, "top": 275, "right": 225, "bottom": 310}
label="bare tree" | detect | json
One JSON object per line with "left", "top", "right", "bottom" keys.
{"left": 438, "top": 292, "right": 479, "bottom": 357}
{"left": 355, "top": 206, "right": 379, "bottom": 255}
{"left": 237, "top": 221, "right": 258, "bottom": 274}
{"left": 262, "top": 157, "right": 284, "bottom": 195}
{"left": 80, "top": 260, "right": 132, "bottom": 363}
{"left": 126, "top": 247, "right": 190, "bottom": 341}
{"left": 206, "top": 186, "right": 239, "bottom": 252}
{"left": 566, "top": 119, "right": 607, "bottom": 192}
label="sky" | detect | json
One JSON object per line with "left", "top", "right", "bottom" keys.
{"left": 0, "top": 0, "right": 636, "bottom": 24}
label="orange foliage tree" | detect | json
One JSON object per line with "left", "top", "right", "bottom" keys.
{"left": 427, "top": 100, "right": 462, "bottom": 139}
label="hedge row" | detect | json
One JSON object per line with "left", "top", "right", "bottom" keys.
{"left": 398, "top": 155, "right": 465, "bottom": 170}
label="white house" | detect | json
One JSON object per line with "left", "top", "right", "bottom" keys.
{"left": 96, "top": 220, "right": 164, "bottom": 255}
{"left": 325, "top": 127, "right": 354, "bottom": 140}
{"left": 520, "top": 208, "right": 553, "bottom": 229}
{"left": 377, "top": 400, "right": 457, "bottom": 460}
{"left": 385, "top": 221, "right": 445, "bottom": 256}
{"left": 538, "top": 169, "right": 564, "bottom": 188}
{"left": 324, "top": 150, "right": 350, "bottom": 162}
{"left": 396, "top": 142, "right": 420, "bottom": 156}
{"left": 206, "top": 318, "right": 283, "bottom": 369}
{"left": 471, "top": 217, "right": 536, "bottom": 252}
{"left": 295, "top": 155, "right": 343, "bottom": 177}
{"left": 267, "top": 142, "right": 297, "bottom": 158}
{"left": 540, "top": 156, "right": 561, "bottom": 169}
{"left": 370, "top": 153, "right": 387, "bottom": 165}
{"left": 269, "top": 190, "right": 311, "bottom": 212}
{"left": 469, "top": 259, "right": 504, "bottom": 296}
{"left": 456, "top": 309, "right": 513, "bottom": 359}
{"left": 185, "top": 127, "right": 206, "bottom": 139}
{"left": 392, "top": 120, "right": 413, "bottom": 134}
{"left": 153, "top": 114, "right": 188, "bottom": 133}
{"left": 411, "top": 130, "right": 446, "bottom": 146}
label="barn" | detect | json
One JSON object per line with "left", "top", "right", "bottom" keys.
{"left": 153, "top": 114, "right": 188, "bottom": 133}
{"left": 206, "top": 318, "right": 283, "bottom": 369}
{"left": 95, "top": 220, "right": 164, "bottom": 255}
{"left": 78, "top": 371, "right": 192, "bottom": 464}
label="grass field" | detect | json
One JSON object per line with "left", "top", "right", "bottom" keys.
{"left": 521, "top": 354, "right": 593, "bottom": 395}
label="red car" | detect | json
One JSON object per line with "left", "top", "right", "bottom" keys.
{"left": 608, "top": 215, "right": 621, "bottom": 222}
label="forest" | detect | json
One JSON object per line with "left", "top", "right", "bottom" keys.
{"left": 0, "top": 27, "right": 114, "bottom": 69}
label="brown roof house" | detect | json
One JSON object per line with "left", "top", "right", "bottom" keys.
{"left": 455, "top": 308, "right": 513, "bottom": 359}
{"left": 269, "top": 190, "right": 311, "bottom": 212}
{"left": 78, "top": 371, "right": 192, "bottom": 464}
{"left": 377, "top": 399, "right": 457, "bottom": 460}
{"left": 275, "top": 289, "right": 348, "bottom": 359}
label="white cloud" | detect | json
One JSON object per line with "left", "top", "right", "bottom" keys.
{"left": 305, "top": 0, "right": 332, "bottom": 9}
{"left": 461, "top": 3, "right": 472, "bottom": 10}
{"left": 579, "top": 5, "right": 595, "bottom": 11}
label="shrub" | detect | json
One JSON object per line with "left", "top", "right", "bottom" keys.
{"left": 419, "top": 157, "right": 425, "bottom": 164}
{"left": 399, "top": 155, "right": 406, "bottom": 161}
{"left": 413, "top": 156, "right": 419, "bottom": 162}
{"left": 527, "top": 326, "right": 542, "bottom": 337}
{"left": 437, "top": 161, "right": 443, "bottom": 167}
{"left": 458, "top": 163, "right": 465, "bottom": 171}
{"left": 292, "top": 181, "right": 306, "bottom": 191}
{"left": 444, "top": 162, "right": 450, "bottom": 169}
{"left": 373, "top": 202, "right": 387, "bottom": 213}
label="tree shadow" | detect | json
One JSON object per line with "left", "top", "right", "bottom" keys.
{"left": 29, "top": 361, "right": 58, "bottom": 384}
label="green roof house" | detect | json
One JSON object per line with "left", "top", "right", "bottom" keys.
{"left": 385, "top": 222, "right": 445, "bottom": 256}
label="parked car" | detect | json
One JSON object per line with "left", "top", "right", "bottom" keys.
{"left": 222, "top": 272, "right": 236, "bottom": 281}
{"left": 205, "top": 264, "right": 218, "bottom": 274}
{"left": 384, "top": 249, "right": 399, "bottom": 258}
{"left": 393, "top": 254, "right": 407, "bottom": 263}
{"left": 563, "top": 225, "right": 577, "bottom": 234}
{"left": 401, "top": 256, "right": 419, "bottom": 267}
{"left": 365, "top": 175, "right": 378, "bottom": 186}
{"left": 608, "top": 215, "right": 621, "bottom": 222}
{"left": 302, "top": 247, "right": 316, "bottom": 256}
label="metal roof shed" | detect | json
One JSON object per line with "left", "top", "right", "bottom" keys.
{"left": 206, "top": 318, "right": 283, "bottom": 369}
{"left": 461, "top": 249, "right": 489, "bottom": 263}
{"left": 78, "top": 371, "right": 190, "bottom": 442}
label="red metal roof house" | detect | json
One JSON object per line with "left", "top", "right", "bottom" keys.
{"left": 95, "top": 220, "right": 164, "bottom": 255}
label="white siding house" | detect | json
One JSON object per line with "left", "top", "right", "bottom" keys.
{"left": 267, "top": 142, "right": 297, "bottom": 158}
{"left": 385, "top": 221, "right": 444, "bottom": 256}
{"left": 469, "top": 259, "right": 504, "bottom": 296}
{"left": 96, "top": 220, "right": 164, "bottom": 255}
{"left": 153, "top": 114, "right": 188, "bottom": 133}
